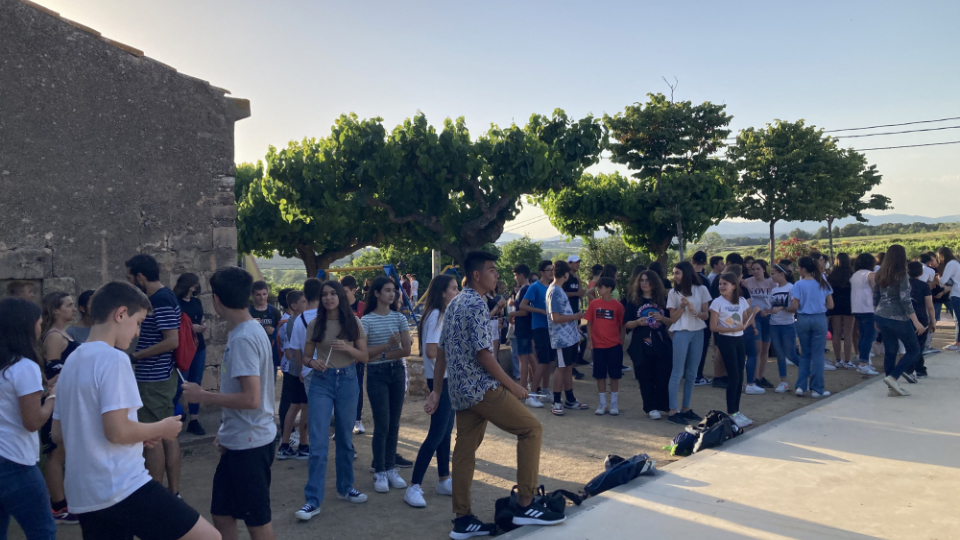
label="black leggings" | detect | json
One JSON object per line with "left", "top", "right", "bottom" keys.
{"left": 715, "top": 334, "right": 746, "bottom": 415}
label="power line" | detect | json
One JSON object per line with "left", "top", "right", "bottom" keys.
{"left": 852, "top": 140, "right": 960, "bottom": 151}
{"left": 504, "top": 215, "right": 549, "bottom": 232}
{"left": 825, "top": 116, "right": 960, "bottom": 133}
{"left": 834, "top": 125, "right": 960, "bottom": 139}
{"left": 504, "top": 214, "right": 548, "bottom": 230}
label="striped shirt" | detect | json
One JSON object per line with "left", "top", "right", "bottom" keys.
{"left": 134, "top": 287, "right": 181, "bottom": 382}
{"left": 361, "top": 311, "right": 409, "bottom": 364}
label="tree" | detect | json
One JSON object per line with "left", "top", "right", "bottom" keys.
{"left": 728, "top": 120, "right": 845, "bottom": 264}
{"left": 497, "top": 236, "right": 543, "bottom": 289}
{"left": 578, "top": 231, "right": 650, "bottom": 298}
{"left": 788, "top": 228, "right": 812, "bottom": 241}
{"left": 817, "top": 148, "right": 890, "bottom": 260}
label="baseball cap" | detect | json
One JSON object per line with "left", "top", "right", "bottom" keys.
{"left": 566, "top": 255, "right": 581, "bottom": 263}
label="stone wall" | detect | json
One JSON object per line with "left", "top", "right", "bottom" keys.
{"left": 0, "top": 0, "right": 250, "bottom": 389}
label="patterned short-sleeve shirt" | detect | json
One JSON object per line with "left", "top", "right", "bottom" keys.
{"left": 439, "top": 286, "right": 498, "bottom": 411}
{"left": 546, "top": 284, "right": 580, "bottom": 349}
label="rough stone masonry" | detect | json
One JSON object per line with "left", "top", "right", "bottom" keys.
{"left": 0, "top": 0, "right": 251, "bottom": 389}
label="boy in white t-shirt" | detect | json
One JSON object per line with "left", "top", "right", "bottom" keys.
{"left": 181, "top": 267, "right": 278, "bottom": 540}
{"left": 52, "top": 281, "right": 219, "bottom": 540}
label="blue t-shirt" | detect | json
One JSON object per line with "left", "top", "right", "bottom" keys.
{"left": 523, "top": 281, "right": 550, "bottom": 330}
{"left": 791, "top": 279, "right": 833, "bottom": 315}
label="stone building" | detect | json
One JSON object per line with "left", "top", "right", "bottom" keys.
{"left": 0, "top": 0, "right": 250, "bottom": 387}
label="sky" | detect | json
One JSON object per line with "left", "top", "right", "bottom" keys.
{"left": 34, "top": 0, "right": 960, "bottom": 239}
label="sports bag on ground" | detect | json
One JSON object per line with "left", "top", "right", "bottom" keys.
{"left": 583, "top": 453, "right": 656, "bottom": 497}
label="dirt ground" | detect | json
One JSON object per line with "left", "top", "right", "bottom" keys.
{"left": 12, "top": 322, "right": 956, "bottom": 540}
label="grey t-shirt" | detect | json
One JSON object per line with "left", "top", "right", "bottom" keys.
{"left": 218, "top": 320, "right": 277, "bottom": 451}
{"left": 66, "top": 325, "right": 91, "bottom": 344}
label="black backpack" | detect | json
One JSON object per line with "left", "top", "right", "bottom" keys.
{"left": 691, "top": 410, "right": 741, "bottom": 453}
{"left": 493, "top": 485, "right": 584, "bottom": 534}
{"left": 583, "top": 452, "right": 656, "bottom": 497}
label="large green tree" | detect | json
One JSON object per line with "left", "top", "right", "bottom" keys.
{"left": 818, "top": 149, "right": 890, "bottom": 260}
{"left": 579, "top": 231, "right": 651, "bottom": 297}
{"left": 496, "top": 236, "right": 544, "bottom": 289}
{"left": 728, "top": 120, "right": 847, "bottom": 264}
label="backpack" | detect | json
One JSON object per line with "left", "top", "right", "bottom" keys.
{"left": 493, "top": 486, "right": 584, "bottom": 534}
{"left": 669, "top": 410, "right": 742, "bottom": 455}
{"left": 583, "top": 453, "right": 656, "bottom": 497}
{"left": 174, "top": 311, "right": 199, "bottom": 372}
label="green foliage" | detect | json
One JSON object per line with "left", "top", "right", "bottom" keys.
{"left": 788, "top": 228, "right": 812, "bottom": 241}
{"left": 693, "top": 232, "right": 725, "bottom": 255}
{"left": 496, "top": 237, "right": 544, "bottom": 289}
{"left": 578, "top": 232, "right": 651, "bottom": 297}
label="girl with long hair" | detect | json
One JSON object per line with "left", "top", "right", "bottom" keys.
{"left": 768, "top": 263, "right": 798, "bottom": 393}
{"left": 296, "top": 281, "right": 370, "bottom": 519}
{"left": 938, "top": 247, "right": 960, "bottom": 350}
{"left": 710, "top": 272, "right": 758, "bottom": 428}
{"left": 743, "top": 259, "right": 775, "bottom": 394}
{"left": 664, "top": 261, "right": 711, "bottom": 425}
{"left": 65, "top": 290, "right": 95, "bottom": 344}
{"left": 361, "top": 277, "right": 412, "bottom": 494}
{"left": 789, "top": 257, "right": 834, "bottom": 398}
{"left": 39, "top": 292, "right": 77, "bottom": 523}
{"left": 405, "top": 275, "right": 459, "bottom": 508}
{"left": 0, "top": 298, "right": 58, "bottom": 539}
{"left": 173, "top": 273, "right": 208, "bottom": 435}
{"left": 874, "top": 245, "right": 925, "bottom": 396}
{"left": 623, "top": 270, "right": 671, "bottom": 419}
{"left": 850, "top": 253, "right": 880, "bottom": 374}
{"left": 827, "top": 253, "right": 856, "bottom": 369}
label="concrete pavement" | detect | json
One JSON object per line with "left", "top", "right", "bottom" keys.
{"left": 510, "top": 351, "right": 960, "bottom": 540}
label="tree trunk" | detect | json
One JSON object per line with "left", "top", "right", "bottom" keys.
{"left": 297, "top": 246, "right": 358, "bottom": 279}
{"left": 827, "top": 217, "right": 835, "bottom": 261}
{"left": 769, "top": 220, "right": 777, "bottom": 265}
{"left": 676, "top": 212, "right": 685, "bottom": 262}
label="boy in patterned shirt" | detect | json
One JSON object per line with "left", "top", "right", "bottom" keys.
{"left": 546, "top": 260, "right": 588, "bottom": 416}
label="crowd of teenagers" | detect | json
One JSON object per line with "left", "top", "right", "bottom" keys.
{"left": 1, "top": 243, "right": 957, "bottom": 540}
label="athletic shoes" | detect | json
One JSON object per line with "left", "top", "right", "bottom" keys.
{"left": 648, "top": 410, "right": 662, "bottom": 420}
{"left": 835, "top": 360, "right": 844, "bottom": 369}
{"left": 884, "top": 375, "right": 909, "bottom": 396}
{"left": 572, "top": 368, "right": 585, "bottom": 380}
{"left": 712, "top": 378, "right": 728, "bottom": 389}
{"left": 693, "top": 377, "right": 710, "bottom": 386}
{"left": 404, "top": 485, "right": 426, "bottom": 508}
{"left": 731, "top": 412, "right": 753, "bottom": 428}
{"left": 775, "top": 382, "right": 789, "bottom": 393}
{"left": 857, "top": 364, "right": 879, "bottom": 376}
{"left": 437, "top": 478, "right": 453, "bottom": 496}
{"left": 289, "top": 429, "right": 300, "bottom": 447}
{"left": 944, "top": 344, "right": 960, "bottom": 351}
{"left": 337, "top": 488, "right": 368, "bottom": 503}
{"left": 785, "top": 359, "right": 798, "bottom": 367}
{"left": 387, "top": 468, "right": 408, "bottom": 489}
{"left": 564, "top": 400, "right": 590, "bottom": 410}
{"left": 843, "top": 361, "right": 857, "bottom": 370}
{"left": 277, "top": 443, "right": 297, "bottom": 460}
{"left": 681, "top": 409, "right": 702, "bottom": 422}
{"left": 295, "top": 503, "right": 321, "bottom": 521}
{"left": 923, "top": 347, "right": 940, "bottom": 355}
{"left": 551, "top": 403, "right": 564, "bottom": 416}
{"left": 609, "top": 405, "right": 620, "bottom": 416}
{"left": 621, "top": 365, "right": 632, "bottom": 372}
{"left": 811, "top": 390, "right": 831, "bottom": 398}
{"left": 823, "top": 362, "right": 837, "bottom": 371}
{"left": 395, "top": 453, "right": 414, "bottom": 468}
{"left": 757, "top": 377, "right": 774, "bottom": 389}
{"left": 667, "top": 413, "right": 687, "bottom": 425}
{"left": 296, "top": 445, "right": 310, "bottom": 460}
{"left": 353, "top": 421, "right": 366, "bottom": 435}
{"left": 745, "top": 384, "right": 766, "bottom": 395}
{"left": 916, "top": 371, "right": 928, "bottom": 378}
{"left": 450, "top": 515, "right": 495, "bottom": 539}
{"left": 186, "top": 419, "right": 206, "bottom": 436}
{"left": 595, "top": 405, "right": 606, "bottom": 416}
{"left": 525, "top": 396, "right": 544, "bottom": 408}
{"left": 52, "top": 507, "right": 79, "bottom": 525}
{"left": 374, "top": 472, "right": 389, "bottom": 493}
{"left": 795, "top": 387, "right": 805, "bottom": 397}
{"left": 512, "top": 500, "right": 566, "bottom": 526}
{"left": 901, "top": 372, "right": 918, "bottom": 384}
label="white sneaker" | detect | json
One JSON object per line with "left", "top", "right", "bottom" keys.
{"left": 775, "top": 382, "right": 789, "bottom": 393}
{"left": 823, "top": 362, "right": 837, "bottom": 371}
{"left": 648, "top": 410, "right": 661, "bottom": 420}
{"left": 404, "top": 485, "right": 426, "bottom": 508}
{"left": 786, "top": 359, "right": 797, "bottom": 367}
{"left": 337, "top": 488, "right": 368, "bottom": 503}
{"left": 857, "top": 364, "right": 878, "bottom": 376}
{"left": 525, "top": 397, "right": 544, "bottom": 408}
{"left": 387, "top": 468, "right": 407, "bottom": 489}
{"left": 295, "top": 503, "right": 321, "bottom": 521}
{"left": 373, "top": 472, "right": 389, "bottom": 493}
{"left": 289, "top": 429, "right": 300, "bottom": 447}
{"left": 883, "top": 375, "right": 909, "bottom": 396}
{"left": 835, "top": 360, "right": 844, "bottom": 369}
{"left": 795, "top": 387, "right": 804, "bottom": 397}
{"left": 732, "top": 412, "right": 753, "bottom": 428}
{"left": 923, "top": 347, "right": 941, "bottom": 355}
{"left": 595, "top": 405, "right": 606, "bottom": 416}
{"left": 811, "top": 390, "right": 830, "bottom": 398}
{"left": 944, "top": 344, "right": 960, "bottom": 351}
{"left": 609, "top": 405, "right": 619, "bottom": 416}
{"left": 745, "top": 384, "right": 765, "bottom": 395}
{"left": 353, "top": 421, "right": 366, "bottom": 434}
{"left": 436, "top": 478, "right": 453, "bottom": 496}
{"left": 843, "top": 361, "right": 857, "bottom": 370}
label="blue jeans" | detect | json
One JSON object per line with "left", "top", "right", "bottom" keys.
{"left": 173, "top": 348, "right": 207, "bottom": 416}
{"left": 668, "top": 330, "right": 704, "bottom": 410}
{"left": 509, "top": 342, "right": 521, "bottom": 379}
{"left": 875, "top": 317, "right": 921, "bottom": 379}
{"left": 953, "top": 297, "right": 960, "bottom": 342}
{"left": 0, "top": 457, "right": 57, "bottom": 540}
{"left": 854, "top": 313, "right": 876, "bottom": 363}
{"left": 744, "top": 325, "right": 758, "bottom": 384}
{"left": 796, "top": 313, "right": 827, "bottom": 393}
{"left": 366, "top": 361, "right": 406, "bottom": 472}
{"left": 411, "top": 379, "right": 455, "bottom": 486}
{"left": 769, "top": 324, "right": 796, "bottom": 378}
{"left": 304, "top": 364, "right": 360, "bottom": 506}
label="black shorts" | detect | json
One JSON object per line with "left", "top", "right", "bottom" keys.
{"left": 555, "top": 343, "right": 579, "bottom": 368}
{"left": 78, "top": 480, "right": 200, "bottom": 540}
{"left": 282, "top": 370, "right": 308, "bottom": 404}
{"left": 211, "top": 442, "right": 274, "bottom": 527}
{"left": 592, "top": 344, "right": 624, "bottom": 380}
{"left": 532, "top": 327, "right": 557, "bottom": 365}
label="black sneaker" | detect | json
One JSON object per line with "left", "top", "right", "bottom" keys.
{"left": 512, "top": 500, "right": 566, "bottom": 526}
{"left": 901, "top": 372, "right": 918, "bottom": 384}
{"left": 667, "top": 413, "right": 688, "bottom": 425}
{"left": 186, "top": 419, "right": 206, "bottom": 436}
{"left": 681, "top": 409, "right": 702, "bottom": 422}
{"left": 572, "top": 368, "right": 585, "bottom": 380}
{"left": 757, "top": 377, "right": 775, "bottom": 389}
{"left": 395, "top": 453, "right": 413, "bottom": 468}
{"left": 712, "top": 378, "right": 728, "bottom": 389}
{"left": 916, "top": 371, "right": 928, "bottom": 378}
{"left": 450, "top": 514, "right": 495, "bottom": 539}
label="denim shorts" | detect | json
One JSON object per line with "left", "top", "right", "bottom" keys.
{"left": 755, "top": 314, "right": 771, "bottom": 342}
{"left": 513, "top": 337, "right": 533, "bottom": 355}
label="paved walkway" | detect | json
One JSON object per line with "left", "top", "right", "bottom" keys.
{"left": 511, "top": 351, "right": 960, "bottom": 540}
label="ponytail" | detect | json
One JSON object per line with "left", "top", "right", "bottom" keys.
{"left": 797, "top": 256, "right": 829, "bottom": 290}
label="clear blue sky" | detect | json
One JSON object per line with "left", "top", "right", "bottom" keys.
{"left": 37, "top": 0, "right": 960, "bottom": 238}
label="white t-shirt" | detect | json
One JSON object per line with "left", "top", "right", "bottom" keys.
{"left": 769, "top": 283, "right": 795, "bottom": 326}
{"left": 0, "top": 359, "right": 43, "bottom": 465}
{"left": 850, "top": 270, "right": 874, "bottom": 314}
{"left": 410, "top": 280, "right": 419, "bottom": 296}
{"left": 289, "top": 308, "right": 319, "bottom": 377}
{"left": 942, "top": 259, "right": 960, "bottom": 299}
{"left": 743, "top": 276, "right": 775, "bottom": 311}
{"left": 53, "top": 342, "right": 152, "bottom": 513}
{"left": 921, "top": 265, "right": 936, "bottom": 284}
{"left": 217, "top": 320, "right": 277, "bottom": 451}
{"left": 421, "top": 309, "right": 446, "bottom": 379}
{"left": 666, "top": 286, "right": 712, "bottom": 332}
{"left": 710, "top": 296, "right": 752, "bottom": 337}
